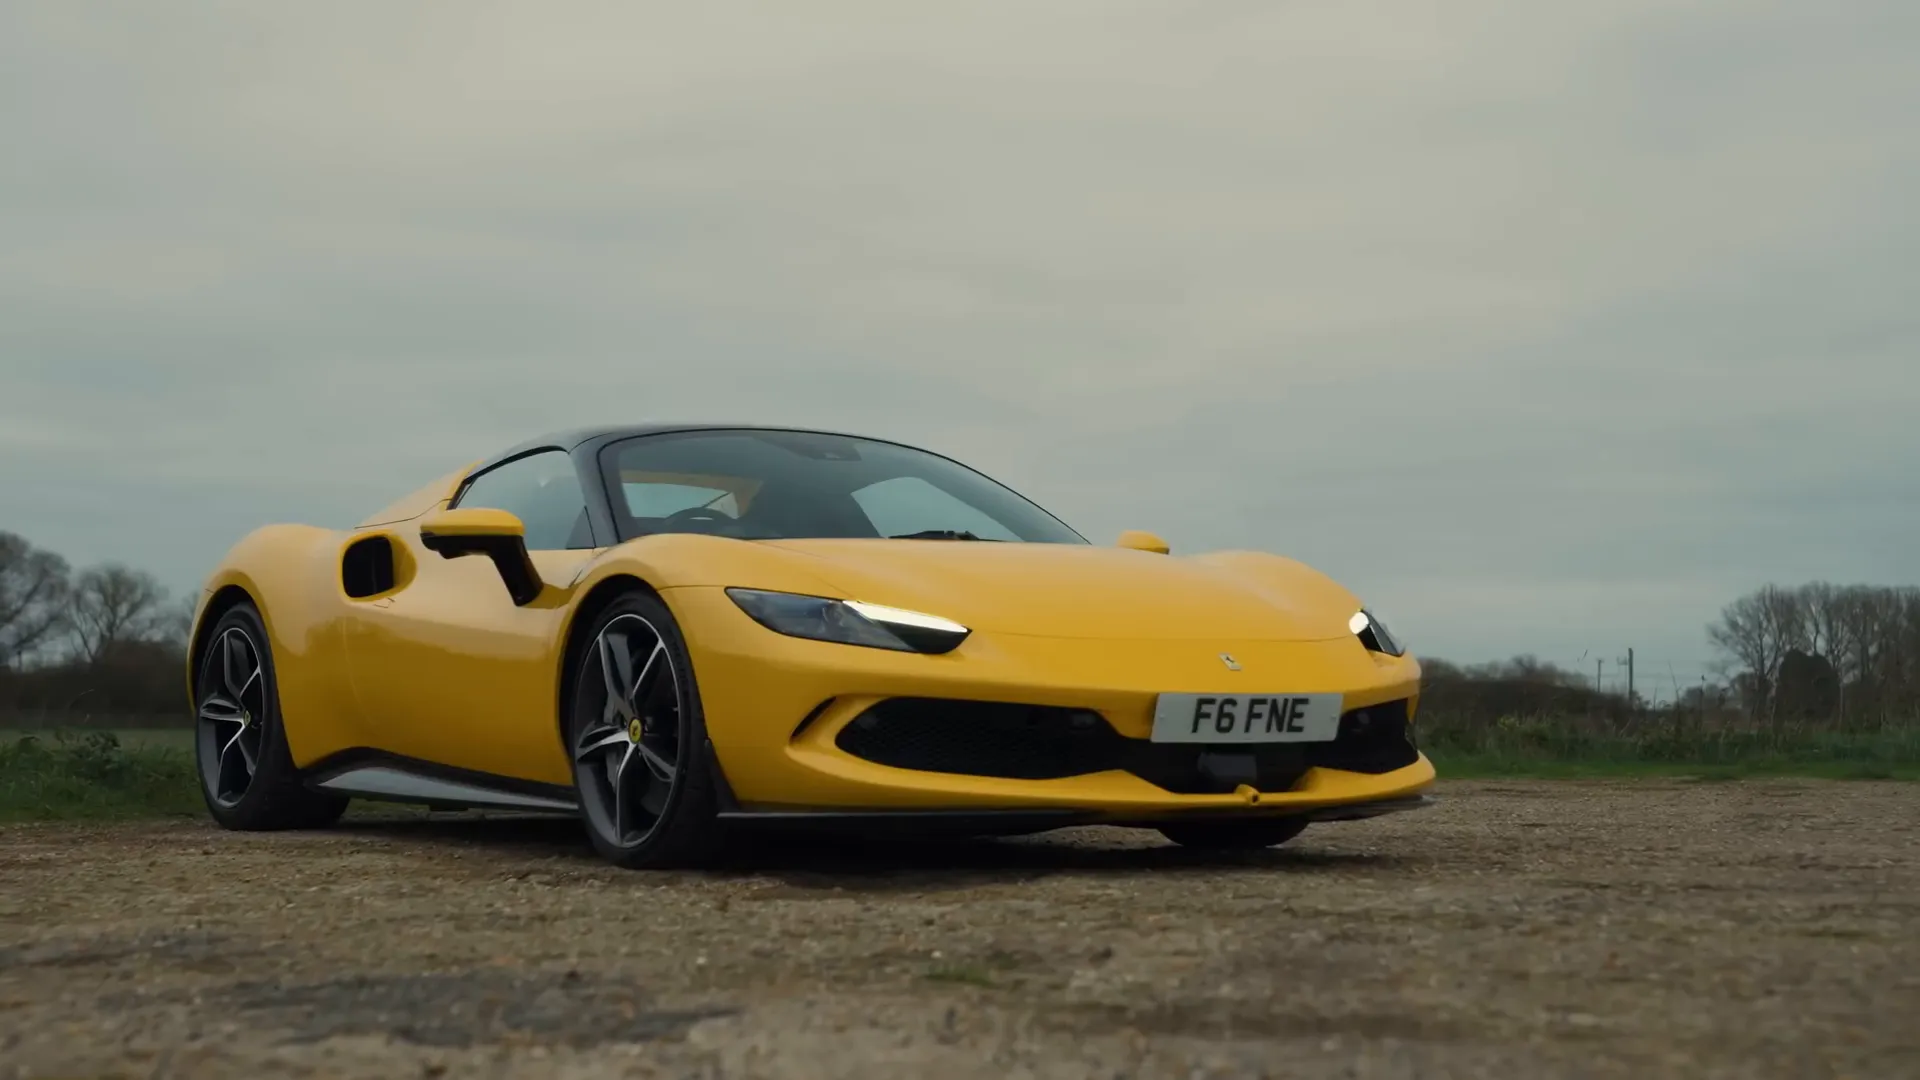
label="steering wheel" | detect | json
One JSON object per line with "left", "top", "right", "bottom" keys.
{"left": 663, "top": 506, "right": 735, "bottom": 530}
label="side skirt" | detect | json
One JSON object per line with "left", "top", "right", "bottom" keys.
{"left": 302, "top": 749, "right": 579, "bottom": 814}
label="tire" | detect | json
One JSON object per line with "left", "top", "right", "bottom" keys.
{"left": 1157, "top": 817, "right": 1309, "bottom": 850}
{"left": 193, "top": 601, "right": 349, "bottom": 830}
{"left": 566, "top": 590, "right": 726, "bottom": 869}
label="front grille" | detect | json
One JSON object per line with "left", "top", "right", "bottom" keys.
{"left": 834, "top": 696, "right": 1419, "bottom": 794}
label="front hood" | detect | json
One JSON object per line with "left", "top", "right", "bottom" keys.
{"left": 755, "top": 539, "right": 1359, "bottom": 642}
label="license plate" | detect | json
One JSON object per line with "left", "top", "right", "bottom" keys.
{"left": 1150, "top": 693, "right": 1343, "bottom": 744}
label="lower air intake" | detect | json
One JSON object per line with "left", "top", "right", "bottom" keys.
{"left": 834, "top": 697, "right": 1419, "bottom": 794}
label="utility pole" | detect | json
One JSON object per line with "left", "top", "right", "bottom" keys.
{"left": 1596, "top": 658, "right": 1604, "bottom": 695}
{"left": 1616, "top": 648, "right": 1634, "bottom": 709}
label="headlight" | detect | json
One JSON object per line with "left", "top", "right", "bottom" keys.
{"left": 725, "top": 588, "right": 971, "bottom": 654}
{"left": 1349, "top": 608, "right": 1405, "bottom": 657}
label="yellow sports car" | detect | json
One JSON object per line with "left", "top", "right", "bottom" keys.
{"left": 188, "top": 424, "right": 1434, "bottom": 867}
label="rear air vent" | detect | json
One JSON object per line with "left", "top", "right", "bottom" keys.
{"left": 342, "top": 535, "right": 398, "bottom": 598}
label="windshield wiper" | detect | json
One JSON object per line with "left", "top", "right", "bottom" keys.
{"left": 889, "top": 529, "right": 998, "bottom": 541}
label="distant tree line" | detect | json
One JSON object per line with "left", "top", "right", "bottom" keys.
{"left": 1414, "top": 583, "right": 1919, "bottom": 735}
{"left": 3, "top": 527, "right": 1914, "bottom": 732}
{"left": 1, "top": 531, "right": 192, "bottom": 722}
{"left": 1418, "top": 655, "right": 1629, "bottom": 726}
{"left": 1705, "top": 583, "right": 1920, "bottom": 729}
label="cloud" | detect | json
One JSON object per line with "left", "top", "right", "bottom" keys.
{"left": 1, "top": 0, "right": 1913, "bottom": 680}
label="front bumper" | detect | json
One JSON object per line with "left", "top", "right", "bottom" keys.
{"left": 667, "top": 585, "right": 1435, "bottom": 817}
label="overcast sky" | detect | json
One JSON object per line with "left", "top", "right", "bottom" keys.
{"left": 2, "top": 1, "right": 1914, "bottom": 690}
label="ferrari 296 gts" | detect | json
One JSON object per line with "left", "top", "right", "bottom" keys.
{"left": 188, "top": 424, "right": 1434, "bottom": 867}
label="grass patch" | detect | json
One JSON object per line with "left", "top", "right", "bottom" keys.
{"left": 1424, "top": 723, "right": 1920, "bottom": 780}
{"left": 921, "top": 949, "right": 1029, "bottom": 988}
{"left": 86, "top": 727, "right": 195, "bottom": 752}
{"left": 1431, "top": 754, "right": 1920, "bottom": 781}
{"left": 0, "top": 729, "right": 203, "bottom": 822}
{"left": 923, "top": 964, "right": 997, "bottom": 988}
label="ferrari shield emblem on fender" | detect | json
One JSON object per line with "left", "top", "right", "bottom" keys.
{"left": 1219, "top": 653, "right": 1241, "bottom": 671}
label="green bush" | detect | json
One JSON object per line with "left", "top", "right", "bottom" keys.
{"left": 0, "top": 729, "right": 204, "bottom": 821}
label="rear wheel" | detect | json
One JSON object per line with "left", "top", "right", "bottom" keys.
{"left": 193, "top": 602, "right": 349, "bottom": 830}
{"left": 1157, "top": 817, "right": 1309, "bottom": 850}
{"left": 567, "top": 590, "right": 725, "bottom": 869}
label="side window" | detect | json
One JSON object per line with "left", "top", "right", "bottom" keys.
{"left": 454, "top": 450, "right": 592, "bottom": 550}
{"left": 850, "top": 476, "right": 1020, "bottom": 541}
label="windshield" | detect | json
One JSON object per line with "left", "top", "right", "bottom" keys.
{"left": 600, "top": 429, "right": 1087, "bottom": 544}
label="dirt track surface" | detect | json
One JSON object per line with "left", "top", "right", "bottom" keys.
{"left": 2, "top": 780, "right": 1917, "bottom": 1079}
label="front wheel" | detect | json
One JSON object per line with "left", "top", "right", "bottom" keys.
{"left": 567, "top": 591, "right": 725, "bottom": 869}
{"left": 1157, "top": 817, "right": 1309, "bottom": 850}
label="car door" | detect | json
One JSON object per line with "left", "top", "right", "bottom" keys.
{"left": 341, "top": 449, "right": 601, "bottom": 785}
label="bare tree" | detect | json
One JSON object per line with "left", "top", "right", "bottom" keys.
{"left": 153, "top": 595, "right": 196, "bottom": 647}
{"left": 1706, "top": 585, "right": 1804, "bottom": 720}
{"left": 1706, "top": 582, "right": 1920, "bottom": 727}
{"left": 67, "top": 564, "right": 172, "bottom": 666}
{"left": 1882, "top": 589, "right": 1920, "bottom": 720}
{"left": 0, "top": 531, "right": 72, "bottom": 669}
{"left": 1799, "top": 582, "right": 1838, "bottom": 659}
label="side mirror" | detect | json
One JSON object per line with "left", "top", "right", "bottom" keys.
{"left": 1116, "top": 530, "right": 1170, "bottom": 554}
{"left": 418, "top": 508, "right": 545, "bottom": 605}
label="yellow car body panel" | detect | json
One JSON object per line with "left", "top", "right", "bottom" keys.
{"left": 187, "top": 425, "right": 1434, "bottom": 833}
{"left": 356, "top": 465, "right": 471, "bottom": 528}
{"left": 663, "top": 583, "right": 1429, "bottom": 811}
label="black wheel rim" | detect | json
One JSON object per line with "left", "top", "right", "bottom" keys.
{"left": 573, "top": 613, "right": 683, "bottom": 848}
{"left": 196, "top": 626, "right": 267, "bottom": 808}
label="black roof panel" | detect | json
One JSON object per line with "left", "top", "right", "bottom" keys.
{"left": 470, "top": 422, "right": 890, "bottom": 477}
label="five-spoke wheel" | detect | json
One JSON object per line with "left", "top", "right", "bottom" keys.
{"left": 192, "top": 601, "right": 348, "bottom": 830}
{"left": 568, "top": 591, "right": 722, "bottom": 867}
{"left": 575, "top": 613, "right": 682, "bottom": 845}
{"left": 196, "top": 626, "right": 267, "bottom": 808}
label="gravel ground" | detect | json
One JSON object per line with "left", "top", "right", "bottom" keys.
{"left": 2, "top": 779, "right": 1917, "bottom": 1079}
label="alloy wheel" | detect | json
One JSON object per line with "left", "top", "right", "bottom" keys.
{"left": 574, "top": 613, "right": 683, "bottom": 848}
{"left": 196, "top": 626, "right": 268, "bottom": 808}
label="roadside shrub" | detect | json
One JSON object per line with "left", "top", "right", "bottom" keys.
{"left": 0, "top": 729, "right": 201, "bottom": 821}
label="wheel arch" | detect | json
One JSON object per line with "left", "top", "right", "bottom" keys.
{"left": 185, "top": 584, "right": 259, "bottom": 707}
